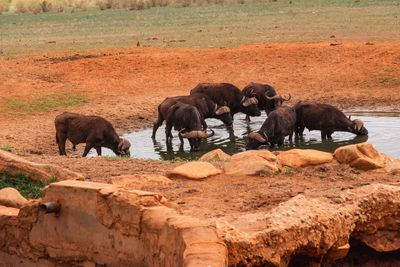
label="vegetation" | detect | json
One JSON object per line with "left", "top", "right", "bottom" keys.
{"left": 0, "top": 170, "right": 55, "bottom": 199}
{"left": 0, "top": 0, "right": 11, "bottom": 14}
{"left": 0, "top": 145, "right": 23, "bottom": 152}
{"left": 0, "top": 0, "right": 398, "bottom": 55}
{"left": 0, "top": 93, "right": 88, "bottom": 115}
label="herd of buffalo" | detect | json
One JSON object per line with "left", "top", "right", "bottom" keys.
{"left": 54, "top": 82, "right": 368, "bottom": 156}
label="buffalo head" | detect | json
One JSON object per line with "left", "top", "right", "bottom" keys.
{"left": 214, "top": 105, "right": 233, "bottom": 126}
{"left": 116, "top": 138, "right": 131, "bottom": 156}
{"left": 245, "top": 131, "right": 268, "bottom": 150}
{"left": 241, "top": 97, "right": 261, "bottom": 117}
{"left": 265, "top": 93, "right": 291, "bottom": 109}
{"left": 350, "top": 118, "right": 368, "bottom": 136}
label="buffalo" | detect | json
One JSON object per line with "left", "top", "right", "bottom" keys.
{"left": 246, "top": 106, "right": 297, "bottom": 150}
{"left": 190, "top": 83, "right": 261, "bottom": 119}
{"left": 152, "top": 93, "right": 232, "bottom": 138}
{"left": 294, "top": 101, "right": 368, "bottom": 140}
{"left": 165, "top": 102, "right": 214, "bottom": 151}
{"left": 55, "top": 112, "right": 131, "bottom": 157}
{"left": 242, "top": 82, "right": 291, "bottom": 120}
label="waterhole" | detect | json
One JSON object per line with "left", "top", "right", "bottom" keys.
{"left": 89, "top": 111, "right": 400, "bottom": 160}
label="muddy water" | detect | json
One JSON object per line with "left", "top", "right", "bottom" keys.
{"left": 89, "top": 112, "right": 400, "bottom": 160}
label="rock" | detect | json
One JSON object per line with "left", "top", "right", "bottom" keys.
{"left": 0, "top": 187, "right": 28, "bottom": 208}
{"left": 111, "top": 174, "right": 172, "bottom": 189}
{"left": 0, "top": 149, "right": 83, "bottom": 183}
{"left": 167, "top": 162, "right": 222, "bottom": 179}
{"left": 334, "top": 143, "right": 384, "bottom": 170}
{"left": 277, "top": 149, "right": 333, "bottom": 168}
{"left": 224, "top": 150, "right": 278, "bottom": 176}
{"left": 216, "top": 184, "right": 400, "bottom": 266}
{"left": 199, "top": 149, "right": 231, "bottom": 162}
{"left": 382, "top": 154, "right": 400, "bottom": 175}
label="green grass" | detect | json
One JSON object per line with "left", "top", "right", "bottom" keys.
{"left": 0, "top": 93, "right": 89, "bottom": 114}
{"left": 0, "top": 170, "right": 55, "bottom": 199}
{"left": 0, "top": 145, "right": 23, "bottom": 152}
{"left": 0, "top": 0, "right": 399, "bottom": 55}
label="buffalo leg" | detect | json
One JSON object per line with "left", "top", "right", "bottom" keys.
{"left": 289, "top": 132, "right": 294, "bottom": 143}
{"left": 295, "top": 125, "right": 305, "bottom": 140}
{"left": 152, "top": 120, "right": 163, "bottom": 139}
{"left": 277, "top": 137, "right": 284, "bottom": 147}
{"left": 327, "top": 130, "right": 334, "bottom": 139}
{"left": 82, "top": 143, "right": 95, "bottom": 157}
{"left": 179, "top": 134, "right": 184, "bottom": 146}
{"left": 201, "top": 118, "right": 208, "bottom": 131}
{"left": 165, "top": 124, "right": 173, "bottom": 144}
{"left": 321, "top": 130, "right": 327, "bottom": 140}
{"left": 95, "top": 146, "right": 102, "bottom": 156}
{"left": 56, "top": 133, "right": 67, "bottom": 156}
{"left": 245, "top": 115, "right": 250, "bottom": 121}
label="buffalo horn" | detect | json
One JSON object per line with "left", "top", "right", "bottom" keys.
{"left": 282, "top": 93, "right": 292, "bottom": 101}
{"left": 353, "top": 119, "right": 364, "bottom": 131}
{"left": 180, "top": 129, "right": 215, "bottom": 139}
{"left": 248, "top": 132, "right": 267, "bottom": 143}
{"left": 265, "top": 94, "right": 279, "bottom": 100}
{"left": 242, "top": 97, "right": 258, "bottom": 107}
{"left": 215, "top": 106, "right": 231, "bottom": 115}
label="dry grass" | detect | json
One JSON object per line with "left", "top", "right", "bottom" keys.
{"left": 0, "top": 0, "right": 11, "bottom": 14}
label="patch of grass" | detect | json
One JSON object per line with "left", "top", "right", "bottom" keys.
{"left": 104, "top": 154, "right": 130, "bottom": 160}
{"left": 0, "top": 170, "right": 55, "bottom": 199}
{"left": 283, "top": 167, "right": 293, "bottom": 175}
{"left": 0, "top": 145, "right": 23, "bottom": 152}
{"left": 0, "top": 93, "right": 89, "bottom": 114}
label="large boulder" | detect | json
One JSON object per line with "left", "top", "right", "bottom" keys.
{"left": 277, "top": 149, "right": 333, "bottom": 168}
{"left": 0, "top": 187, "right": 28, "bottom": 208}
{"left": 0, "top": 149, "right": 83, "bottom": 183}
{"left": 200, "top": 149, "right": 231, "bottom": 162}
{"left": 167, "top": 162, "right": 222, "bottom": 179}
{"left": 334, "top": 143, "right": 384, "bottom": 170}
{"left": 224, "top": 150, "right": 278, "bottom": 176}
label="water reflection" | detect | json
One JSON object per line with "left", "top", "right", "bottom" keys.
{"left": 89, "top": 112, "right": 400, "bottom": 160}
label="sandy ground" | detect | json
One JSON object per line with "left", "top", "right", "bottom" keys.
{"left": 1, "top": 41, "right": 400, "bottom": 230}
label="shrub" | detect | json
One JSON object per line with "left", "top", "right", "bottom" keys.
{"left": 13, "top": 0, "right": 27, "bottom": 13}
{"left": 47, "top": 0, "right": 68, "bottom": 12}
{"left": 25, "top": 0, "right": 44, "bottom": 14}
{"left": 95, "top": 0, "right": 117, "bottom": 9}
{"left": 0, "top": 0, "right": 11, "bottom": 14}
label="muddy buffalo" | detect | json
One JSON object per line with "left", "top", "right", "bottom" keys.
{"left": 190, "top": 83, "right": 261, "bottom": 120}
{"left": 55, "top": 112, "right": 131, "bottom": 157}
{"left": 242, "top": 82, "right": 291, "bottom": 120}
{"left": 246, "top": 106, "right": 297, "bottom": 149}
{"left": 152, "top": 93, "right": 232, "bottom": 138}
{"left": 165, "top": 102, "right": 214, "bottom": 151}
{"left": 294, "top": 101, "right": 368, "bottom": 139}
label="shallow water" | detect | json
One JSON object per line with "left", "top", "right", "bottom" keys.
{"left": 89, "top": 111, "right": 400, "bottom": 160}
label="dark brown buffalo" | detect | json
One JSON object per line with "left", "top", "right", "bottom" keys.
{"left": 152, "top": 93, "right": 232, "bottom": 138}
{"left": 242, "top": 82, "right": 291, "bottom": 120}
{"left": 246, "top": 106, "right": 297, "bottom": 149}
{"left": 294, "top": 101, "right": 368, "bottom": 139}
{"left": 165, "top": 102, "right": 214, "bottom": 151}
{"left": 190, "top": 83, "right": 261, "bottom": 119}
{"left": 55, "top": 112, "right": 131, "bottom": 157}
